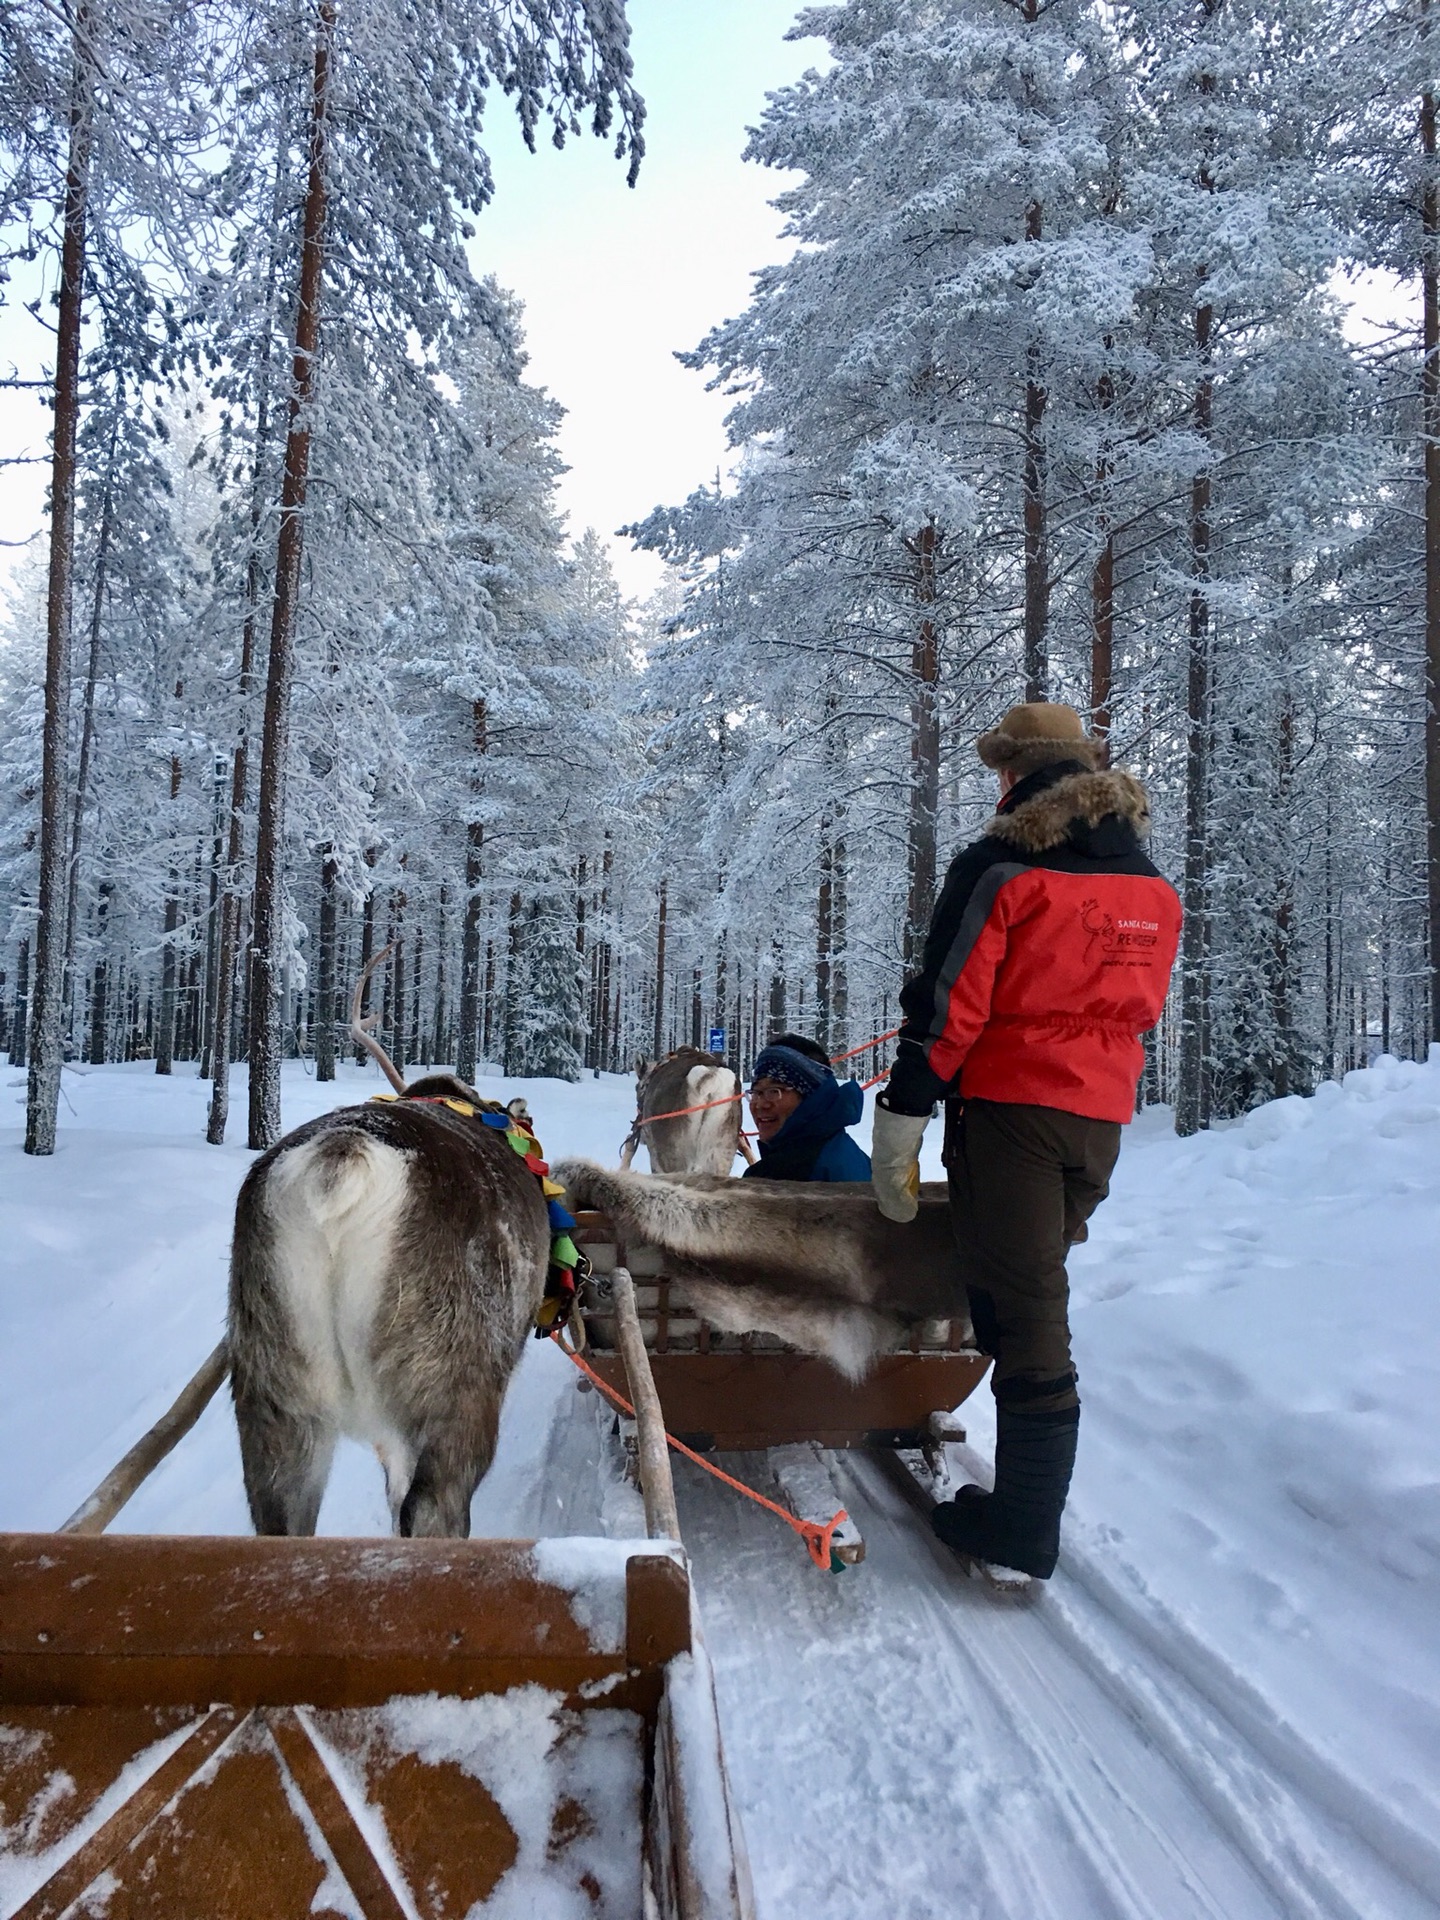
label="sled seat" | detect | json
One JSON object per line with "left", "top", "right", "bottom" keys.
{"left": 0, "top": 1531, "right": 748, "bottom": 1919}
{"left": 574, "top": 1211, "right": 989, "bottom": 1452}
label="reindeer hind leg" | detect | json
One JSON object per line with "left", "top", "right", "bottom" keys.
{"left": 235, "top": 1393, "right": 337, "bottom": 1536}
{"left": 398, "top": 1407, "right": 500, "bottom": 1539}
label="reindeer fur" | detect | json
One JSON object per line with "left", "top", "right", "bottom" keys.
{"left": 555, "top": 1159, "right": 968, "bottom": 1380}
{"left": 229, "top": 1077, "right": 548, "bottom": 1538}
{"left": 624, "top": 1048, "right": 741, "bottom": 1174}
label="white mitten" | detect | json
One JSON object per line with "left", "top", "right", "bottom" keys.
{"left": 870, "top": 1105, "right": 930, "bottom": 1223}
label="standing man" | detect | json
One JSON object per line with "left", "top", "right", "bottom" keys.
{"left": 871, "top": 703, "right": 1181, "bottom": 1580}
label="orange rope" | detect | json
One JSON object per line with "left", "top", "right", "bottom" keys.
{"left": 633, "top": 1089, "right": 746, "bottom": 1127}
{"left": 550, "top": 1331, "right": 850, "bottom": 1571}
{"left": 828, "top": 1027, "right": 902, "bottom": 1065}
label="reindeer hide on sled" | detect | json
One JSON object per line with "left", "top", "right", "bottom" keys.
{"left": 553, "top": 1160, "right": 970, "bottom": 1381}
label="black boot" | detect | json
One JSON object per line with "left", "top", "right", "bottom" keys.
{"left": 931, "top": 1407, "right": 1079, "bottom": 1579}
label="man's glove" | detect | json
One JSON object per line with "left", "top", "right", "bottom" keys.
{"left": 870, "top": 1105, "right": 930, "bottom": 1223}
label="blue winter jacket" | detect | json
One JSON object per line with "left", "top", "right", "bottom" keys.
{"left": 742, "top": 1075, "right": 873, "bottom": 1184}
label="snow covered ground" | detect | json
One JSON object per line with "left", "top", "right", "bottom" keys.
{"left": 2, "top": 1056, "right": 1438, "bottom": 1917}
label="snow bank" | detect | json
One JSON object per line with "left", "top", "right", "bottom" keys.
{"left": 1059, "top": 1053, "right": 1440, "bottom": 1893}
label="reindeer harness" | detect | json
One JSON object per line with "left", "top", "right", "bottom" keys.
{"left": 370, "top": 1094, "right": 588, "bottom": 1335}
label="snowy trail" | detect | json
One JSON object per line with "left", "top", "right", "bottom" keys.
{"left": 665, "top": 1438, "right": 1436, "bottom": 1920}
{"left": 3, "top": 1060, "right": 1439, "bottom": 1918}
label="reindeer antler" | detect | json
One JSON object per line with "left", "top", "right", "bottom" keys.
{"left": 349, "top": 943, "right": 407, "bottom": 1094}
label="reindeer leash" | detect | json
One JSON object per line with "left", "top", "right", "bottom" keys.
{"left": 548, "top": 1330, "right": 850, "bottom": 1573}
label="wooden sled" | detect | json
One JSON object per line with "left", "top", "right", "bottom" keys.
{"left": 573, "top": 1206, "right": 988, "bottom": 1453}
{"left": 573, "top": 1204, "right": 990, "bottom": 1568}
{"left": 1, "top": 1332, "right": 754, "bottom": 1919}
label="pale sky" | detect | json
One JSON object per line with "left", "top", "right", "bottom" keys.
{"left": 0, "top": 2, "right": 819, "bottom": 608}
{"left": 479, "top": 0, "right": 819, "bottom": 599}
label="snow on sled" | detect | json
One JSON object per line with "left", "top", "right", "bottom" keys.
{"left": 0, "top": 1534, "right": 746, "bottom": 1919}
{"left": 555, "top": 1162, "right": 990, "bottom": 1567}
{"left": 0, "top": 1360, "right": 753, "bottom": 1918}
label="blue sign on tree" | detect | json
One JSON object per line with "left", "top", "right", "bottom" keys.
{"left": 707, "top": 1027, "right": 726, "bottom": 1054}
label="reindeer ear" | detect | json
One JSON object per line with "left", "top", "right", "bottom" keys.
{"left": 634, "top": 1056, "right": 651, "bottom": 1081}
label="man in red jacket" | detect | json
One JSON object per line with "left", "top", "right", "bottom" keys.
{"left": 871, "top": 702, "right": 1181, "bottom": 1579}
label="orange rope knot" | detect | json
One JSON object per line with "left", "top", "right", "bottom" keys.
{"left": 550, "top": 1331, "right": 849, "bottom": 1573}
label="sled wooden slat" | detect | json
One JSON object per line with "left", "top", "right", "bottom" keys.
{"left": 580, "top": 1349, "right": 988, "bottom": 1451}
{"left": 0, "top": 1532, "right": 685, "bottom": 1709}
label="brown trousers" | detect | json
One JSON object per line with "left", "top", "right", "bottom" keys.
{"left": 944, "top": 1098, "right": 1121, "bottom": 1416}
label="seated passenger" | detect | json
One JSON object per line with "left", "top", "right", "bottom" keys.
{"left": 743, "top": 1034, "right": 873, "bottom": 1183}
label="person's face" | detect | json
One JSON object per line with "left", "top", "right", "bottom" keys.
{"left": 749, "top": 1075, "right": 803, "bottom": 1142}
{"left": 998, "top": 765, "right": 1018, "bottom": 800}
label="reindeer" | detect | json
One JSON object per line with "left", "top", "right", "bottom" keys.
{"left": 226, "top": 951, "right": 549, "bottom": 1538}
{"left": 620, "top": 1046, "right": 747, "bottom": 1175}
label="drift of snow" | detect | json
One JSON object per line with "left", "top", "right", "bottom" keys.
{"left": 1, "top": 1056, "right": 1438, "bottom": 1916}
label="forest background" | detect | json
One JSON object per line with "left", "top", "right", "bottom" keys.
{"left": 1, "top": 0, "right": 1436, "bottom": 1154}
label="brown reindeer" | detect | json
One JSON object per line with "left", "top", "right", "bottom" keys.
{"left": 620, "top": 1047, "right": 746, "bottom": 1174}
{"left": 227, "top": 951, "right": 549, "bottom": 1537}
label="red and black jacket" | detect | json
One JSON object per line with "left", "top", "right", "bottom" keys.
{"left": 882, "top": 762, "right": 1182, "bottom": 1123}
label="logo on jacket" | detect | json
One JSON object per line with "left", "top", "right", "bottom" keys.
{"left": 1081, "top": 899, "right": 1160, "bottom": 964}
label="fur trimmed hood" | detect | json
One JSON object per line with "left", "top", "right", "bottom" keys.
{"left": 985, "top": 768, "right": 1151, "bottom": 856}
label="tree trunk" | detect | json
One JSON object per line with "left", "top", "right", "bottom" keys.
{"left": 88, "top": 884, "right": 111, "bottom": 1066}
{"left": 1423, "top": 44, "right": 1440, "bottom": 1040}
{"left": 457, "top": 698, "right": 487, "bottom": 1083}
{"left": 652, "top": 877, "right": 668, "bottom": 1062}
{"left": 354, "top": 878, "right": 375, "bottom": 1065}
{"left": 815, "top": 827, "right": 833, "bottom": 1055}
{"left": 247, "top": 0, "right": 336, "bottom": 1150}
{"left": 832, "top": 819, "right": 849, "bottom": 1056}
{"left": 1022, "top": 192, "right": 1049, "bottom": 702}
{"left": 315, "top": 849, "right": 338, "bottom": 1079}
{"left": 597, "top": 839, "right": 613, "bottom": 1069}
{"left": 27, "top": 22, "right": 93, "bottom": 1156}
{"left": 155, "top": 716, "right": 184, "bottom": 1076}
{"left": 502, "top": 890, "right": 523, "bottom": 1074}
{"left": 1090, "top": 366, "right": 1116, "bottom": 750}
{"left": 433, "top": 884, "right": 449, "bottom": 1067}
{"left": 199, "top": 756, "right": 225, "bottom": 1078}
{"left": 389, "top": 894, "right": 407, "bottom": 1075}
{"left": 63, "top": 407, "right": 118, "bottom": 1044}
{"left": 482, "top": 936, "right": 496, "bottom": 1068}
{"left": 410, "top": 921, "right": 423, "bottom": 1064}
{"left": 767, "top": 939, "right": 785, "bottom": 1037}
{"left": 904, "top": 524, "right": 941, "bottom": 964}
{"left": 10, "top": 939, "right": 30, "bottom": 1068}
{"left": 1177, "top": 300, "right": 1214, "bottom": 1137}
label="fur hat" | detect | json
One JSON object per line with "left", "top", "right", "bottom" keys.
{"left": 976, "top": 701, "right": 1103, "bottom": 776}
